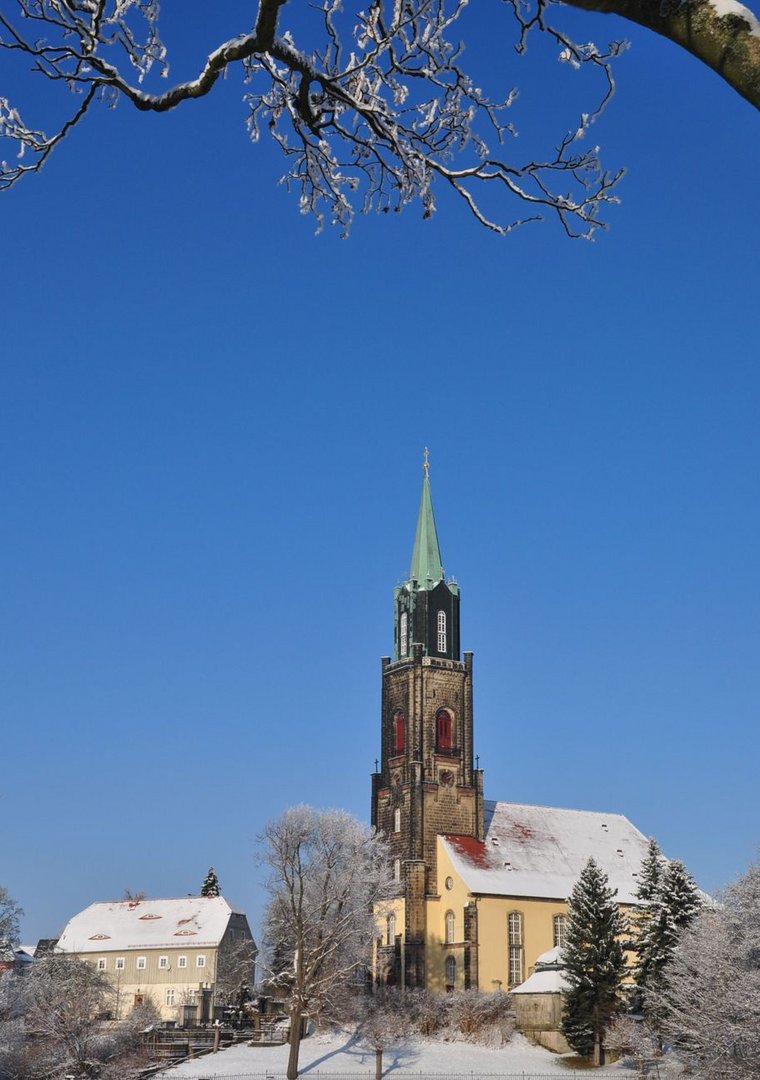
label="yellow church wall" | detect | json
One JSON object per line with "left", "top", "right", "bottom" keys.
{"left": 427, "top": 839, "right": 641, "bottom": 994}
{"left": 426, "top": 842, "right": 471, "bottom": 992}
{"left": 430, "top": 839, "right": 565, "bottom": 992}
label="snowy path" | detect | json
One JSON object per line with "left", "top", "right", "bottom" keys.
{"left": 154, "top": 1029, "right": 636, "bottom": 1078}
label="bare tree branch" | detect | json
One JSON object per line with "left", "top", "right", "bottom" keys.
{"left": 1, "top": 0, "right": 758, "bottom": 235}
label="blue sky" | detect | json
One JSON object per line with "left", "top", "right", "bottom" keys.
{"left": 2, "top": 0, "right": 759, "bottom": 944}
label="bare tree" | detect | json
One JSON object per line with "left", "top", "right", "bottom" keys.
{"left": 655, "top": 858, "right": 760, "bottom": 1080}
{"left": 20, "top": 954, "right": 115, "bottom": 1078}
{"left": 258, "top": 805, "right": 393, "bottom": 1080}
{"left": 0, "top": 888, "right": 21, "bottom": 949}
{"left": 0, "top": 0, "right": 757, "bottom": 237}
{"left": 357, "top": 986, "right": 413, "bottom": 1080}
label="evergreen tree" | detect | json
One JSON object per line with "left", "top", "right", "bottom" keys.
{"left": 201, "top": 867, "right": 221, "bottom": 897}
{"left": 630, "top": 838, "right": 666, "bottom": 1013}
{"left": 662, "top": 859, "right": 701, "bottom": 929}
{"left": 636, "top": 839, "right": 666, "bottom": 904}
{"left": 633, "top": 847, "right": 701, "bottom": 1024}
{"left": 561, "top": 858, "right": 627, "bottom": 1065}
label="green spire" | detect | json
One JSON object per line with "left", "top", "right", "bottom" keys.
{"left": 410, "top": 448, "right": 444, "bottom": 587}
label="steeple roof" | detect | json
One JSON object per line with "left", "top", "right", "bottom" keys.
{"left": 409, "top": 450, "right": 444, "bottom": 587}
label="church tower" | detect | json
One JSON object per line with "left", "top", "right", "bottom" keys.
{"left": 372, "top": 453, "right": 484, "bottom": 988}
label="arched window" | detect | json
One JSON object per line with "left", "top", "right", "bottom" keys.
{"left": 508, "top": 911, "right": 524, "bottom": 986}
{"left": 400, "top": 611, "right": 408, "bottom": 656}
{"left": 436, "top": 709, "right": 453, "bottom": 751}
{"left": 393, "top": 808, "right": 401, "bottom": 833}
{"left": 393, "top": 858, "right": 401, "bottom": 883}
{"left": 393, "top": 711, "right": 405, "bottom": 755}
{"left": 445, "top": 955, "right": 456, "bottom": 991}
{"left": 437, "top": 610, "right": 447, "bottom": 653}
{"left": 445, "top": 910, "right": 455, "bottom": 944}
{"left": 386, "top": 913, "right": 396, "bottom": 946}
{"left": 553, "top": 914, "right": 567, "bottom": 950}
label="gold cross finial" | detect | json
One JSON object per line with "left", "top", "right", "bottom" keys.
{"left": 423, "top": 447, "right": 430, "bottom": 479}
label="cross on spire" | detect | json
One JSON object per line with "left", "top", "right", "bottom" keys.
{"left": 423, "top": 446, "right": 430, "bottom": 479}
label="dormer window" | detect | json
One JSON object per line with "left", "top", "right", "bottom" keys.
{"left": 437, "top": 610, "right": 447, "bottom": 653}
{"left": 400, "top": 611, "right": 408, "bottom": 656}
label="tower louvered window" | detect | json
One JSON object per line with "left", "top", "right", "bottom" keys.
{"left": 393, "top": 711, "right": 405, "bottom": 755}
{"left": 436, "top": 709, "right": 453, "bottom": 751}
{"left": 400, "top": 611, "right": 408, "bottom": 656}
{"left": 437, "top": 610, "right": 447, "bottom": 652}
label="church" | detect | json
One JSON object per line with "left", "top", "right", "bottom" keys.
{"left": 371, "top": 458, "right": 650, "bottom": 998}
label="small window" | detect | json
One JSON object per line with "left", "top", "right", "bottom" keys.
{"left": 436, "top": 709, "right": 453, "bottom": 751}
{"left": 115, "top": 957, "right": 125, "bottom": 971}
{"left": 158, "top": 956, "right": 169, "bottom": 969}
{"left": 96, "top": 958, "right": 106, "bottom": 971}
{"left": 196, "top": 955, "right": 206, "bottom": 968}
{"left": 445, "top": 910, "right": 455, "bottom": 944}
{"left": 393, "top": 858, "right": 401, "bottom": 882}
{"left": 445, "top": 876, "right": 454, "bottom": 891}
{"left": 393, "top": 711, "right": 405, "bottom": 755}
{"left": 178, "top": 956, "right": 187, "bottom": 969}
{"left": 393, "top": 808, "right": 401, "bottom": 833}
{"left": 136, "top": 956, "right": 146, "bottom": 971}
{"left": 400, "top": 611, "right": 408, "bottom": 656}
{"left": 165, "top": 988, "right": 176, "bottom": 1006}
{"left": 437, "top": 610, "right": 447, "bottom": 653}
{"left": 445, "top": 955, "right": 456, "bottom": 991}
{"left": 553, "top": 914, "right": 567, "bottom": 950}
{"left": 386, "top": 913, "right": 396, "bottom": 946}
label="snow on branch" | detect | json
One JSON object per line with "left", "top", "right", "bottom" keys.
{"left": 0, "top": 0, "right": 625, "bottom": 236}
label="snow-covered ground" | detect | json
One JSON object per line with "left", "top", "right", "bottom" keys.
{"left": 155, "top": 1028, "right": 636, "bottom": 1078}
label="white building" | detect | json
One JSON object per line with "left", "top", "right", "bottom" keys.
{"left": 56, "top": 895, "right": 256, "bottom": 1022}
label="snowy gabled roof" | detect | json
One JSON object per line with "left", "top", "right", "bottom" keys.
{"left": 56, "top": 896, "right": 245, "bottom": 954}
{"left": 441, "top": 800, "right": 650, "bottom": 906}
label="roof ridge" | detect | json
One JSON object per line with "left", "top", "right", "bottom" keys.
{"left": 486, "top": 799, "right": 633, "bottom": 820}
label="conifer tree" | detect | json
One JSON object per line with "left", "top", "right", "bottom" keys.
{"left": 561, "top": 858, "right": 626, "bottom": 1065}
{"left": 633, "top": 846, "right": 701, "bottom": 1025}
{"left": 201, "top": 867, "right": 221, "bottom": 897}
{"left": 630, "top": 838, "right": 666, "bottom": 1012}
{"left": 636, "top": 839, "right": 666, "bottom": 904}
{"left": 662, "top": 859, "right": 701, "bottom": 929}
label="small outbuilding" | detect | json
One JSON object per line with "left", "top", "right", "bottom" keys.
{"left": 510, "top": 946, "right": 570, "bottom": 1053}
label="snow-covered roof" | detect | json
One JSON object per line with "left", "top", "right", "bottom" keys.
{"left": 56, "top": 896, "right": 243, "bottom": 954}
{"left": 511, "top": 966, "right": 568, "bottom": 994}
{"left": 442, "top": 800, "right": 650, "bottom": 905}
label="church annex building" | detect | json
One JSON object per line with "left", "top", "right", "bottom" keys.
{"left": 371, "top": 460, "right": 650, "bottom": 995}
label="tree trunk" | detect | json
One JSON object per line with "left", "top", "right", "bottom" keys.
{"left": 375, "top": 1047, "right": 383, "bottom": 1080}
{"left": 287, "top": 1006, "right": 303, "bottom": 1080}
{"left": 563, "top": 0, "right": 760, "bottom": 111}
